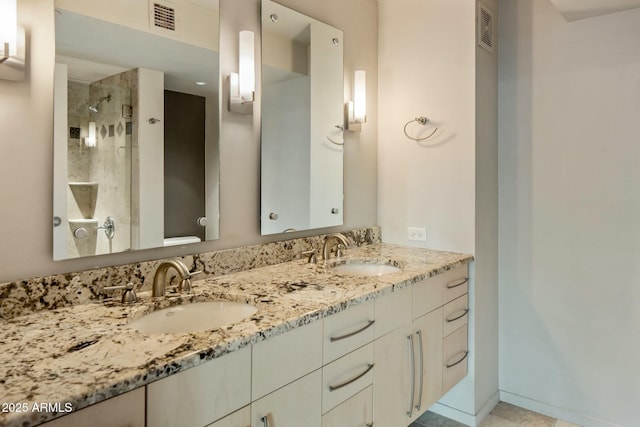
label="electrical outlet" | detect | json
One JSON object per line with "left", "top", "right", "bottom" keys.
{"left": 407, "top": 227, "right": 426, "bottom": 241}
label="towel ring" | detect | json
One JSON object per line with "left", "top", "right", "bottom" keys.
{"left": 404, "top": 116, "right": 438, "bottom": 141}
{"left": 327, "top": 124, "right": 345, "bottom": 145}
{"left": 327, "top": 136, "right": 344, "bottom": 146}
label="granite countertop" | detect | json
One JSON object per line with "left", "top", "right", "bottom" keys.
{"left": 0, "top": 243, "right": 472, "bottom": 427}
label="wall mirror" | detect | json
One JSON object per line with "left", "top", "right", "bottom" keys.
{"left": 52, "top": 0, "right": 220, "bottom": 260}
{"left": 260, "top": 0, "right": 344, "bottom": 235}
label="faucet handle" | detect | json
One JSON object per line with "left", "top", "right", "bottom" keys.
{"left": 302, "top": 250, "right": 317, "bottom": 264}
{"left": 179, "top": 270, "right": 201, "bottom": 293}
{"left": 188, "top": 270, "right": 202, "bottom": 278}
{"left": 335, "top": 244, "right": 345, "bottom": 258}
{"left": 103, "top": 282, "right": 137, "bottom": 304}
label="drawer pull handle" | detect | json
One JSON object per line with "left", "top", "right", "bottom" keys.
{"left": 415, "top": 330, "right": 424, "bottom": 411}
{"left": 328, "top": 363, "right": 374, "bottom": 391}
{"left": 406, "top": 335, "right": 415, "bottom": 417}
{"left": 446, "top": 350, "right": 469, "bottom": 368}
{"left": 446, "top": 277, "right": 469, "bottom": 289}
{"left": 329, "top": 320, "right": 375, "bottom": 342}
{"left": 261, "top": 415, "right": 269, "bottom": 427}
{"left": 446, "top": 308, "right": 469, "bottom": 323}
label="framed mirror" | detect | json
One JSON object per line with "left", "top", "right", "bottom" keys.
{"left": 260, "top": 0, "right": 344, "bottom": 235}
{"left": 52, "top": 0, "right": 220, "bottom": 260}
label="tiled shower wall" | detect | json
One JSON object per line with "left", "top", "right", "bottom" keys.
{"left": 65, "top": 69, "right": 136, "bottom": 258}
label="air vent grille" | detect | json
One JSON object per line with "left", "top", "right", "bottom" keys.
{"left": 478, "top": 2, "right": 494, "bottom": 53}
{"left": 153, "top": 2, "right": 176, "bottom": 31}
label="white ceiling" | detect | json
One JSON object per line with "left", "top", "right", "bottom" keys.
{"left": 549, "top": 0, "right": 640, "bottom": 21}
{"left": 55, "top": 10, "right": 219, "bottom": 98}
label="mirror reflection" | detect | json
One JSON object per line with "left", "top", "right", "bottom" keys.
{"left": 260, "top": 0, "right": 344, "bottom": 235}
{"left": 52, "top": 1, "right": 220, "bottom": 260}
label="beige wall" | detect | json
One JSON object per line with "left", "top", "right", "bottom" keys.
{"left": 499, "top": 1, "right": 640, "bottom": 425}
{"left": 377, "top": 0, "right": 476, "bottom": 254}
{"left": 0, "top": 0, "right": 378, "bottom": 282}
{"left": 378, "top": 0, "right": 499, "bottom": 424}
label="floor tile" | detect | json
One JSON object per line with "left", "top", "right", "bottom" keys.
{"left": 414, "top": 410, "right": 468, "bottom": 426}
{"left": 408, "top": 402, "right": 567, "bottom": 427}
{"left": 490, "top": 402, "right": 556, "bottom": 426}
{"left": 479, "top": 414, "right": 517, "bottom": 427}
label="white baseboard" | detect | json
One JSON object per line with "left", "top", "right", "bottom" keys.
{"left": 500, "top": 391, "right": 623, "bottom": 427}
{"left": 430, "top": 391, "right": 500, "bottom": 427}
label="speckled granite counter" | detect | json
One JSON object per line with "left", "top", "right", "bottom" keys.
{"left": 0, "top": 243, "right": 472, "bottom": 426}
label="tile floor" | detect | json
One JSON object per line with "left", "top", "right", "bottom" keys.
{"left": 409, "top": 402, "right": 581, "bottom": 427}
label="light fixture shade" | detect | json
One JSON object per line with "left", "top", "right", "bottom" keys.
{"left": 238, "top": 30, "right": 255, "bottom": 101}
{"left": 0, "top": 0, "right": 18, "bottom": 58}
{"left": 353, "top": 70, "right": 366, "bottom": 123}
{"left": 86, "top": 122, "right": 97, "bottom": 147}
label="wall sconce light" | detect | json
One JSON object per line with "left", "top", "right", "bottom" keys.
{"left": 85, "top": 122, "right": 97, "bottom": 147}
{"left": 0, "top": 0, "right": 26, "bottom": 81}
{"left": 347, "top": 70, "right": 366, "bottom": 131}
{"left": 229, "top": 30, "right": 255, "bottom": 114}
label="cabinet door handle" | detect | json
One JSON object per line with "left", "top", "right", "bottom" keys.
{"left": 445, "top": 350, "right": 469, "bottom": 368}
{"left": 415, "top": 330, "right": 424, "bottom": 411}
{"left": 328, "top": 363, "right": 374, "bottom": 391}
{"left": 446, "top": 308, "right": 469, "bottom": 323}
{"left": 446, "top": 277, "right": 469, "bottom": 289}
{"left": 406, "top": 335, "right": 415, "bottom": 418}
{"left": 261, "top": 415, "right": 269, "bottom": 427}
{"left": 329, "top": 320, "right": 375, "bottom": 342}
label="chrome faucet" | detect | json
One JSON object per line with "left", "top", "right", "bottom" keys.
{"left": 322, "top": 233, "right": 349, "bottom": 260}
{"left": 152, "top": 259, "right": 194, "bottom": 297}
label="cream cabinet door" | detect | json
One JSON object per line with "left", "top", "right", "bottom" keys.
{"left": 40, "top": 388, "right": 145, "bottom": 427}
{"left": 147, "top": 346, "right": 251, "bottom": 427}
{"left": 373, "top": 323, "right": 413, "bottom": 427}
{"left": 252, "top": 320, "right": 323, "bottom": 400}
{"left": 251, "top": 370, "right": 322, "bottom": 427}
{"left": 410, "top": 307, "right": 443, "bottom": 422}
{"left": 207, "top": 406, "right": 251, "bottom": 427}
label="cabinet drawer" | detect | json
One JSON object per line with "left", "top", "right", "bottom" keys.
{"left": 374, "top": 286, "right": 412, "bottom": 338}
{"left": 251, "top": 370, "right": 322, "bottom": 427}
{"left": 147, "top": 346, "right": 251, "bottom": 427}
{"left": 252, "top": 320, "right": 323, "bottom": 400}
{"left": 443, "top": 294, "right": 469, "bottom": 337}
{"left": 412, "top": 275, "right": 443, "bottom": 319}
{"left": 321, "top": 385, "right": 373, "bottom": 427}
{"left": 324, "top": 301, "right": 375, "bottom": 364}
{"left": 442, "top": 325, "right": 468, "bottom": 394}
{"left": 442, "top": 265, "right": 469, "bottom": 304}
{"left": 322, "top": 343, "right": 374, "bottom": 414}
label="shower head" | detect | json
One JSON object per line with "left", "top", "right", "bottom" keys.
{"left": 88, "top": 94, "right": 111, "bottom": 113}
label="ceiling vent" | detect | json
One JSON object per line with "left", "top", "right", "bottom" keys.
{"left": 478, "top": 2, "right": 495, "bottom": 53}
{"left": 150, "top": 1, "right": 178, "bottom": 33}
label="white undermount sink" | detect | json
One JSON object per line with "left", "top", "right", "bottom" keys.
{"left": 128, "top": 301, "right": 258, "bottom": 334}
{"left": 330, "top": 261, "right": 402, "bottom": 277}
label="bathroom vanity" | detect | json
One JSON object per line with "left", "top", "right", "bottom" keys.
{"left": 0, "top": 243, "right": 471, "bottom": 427}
